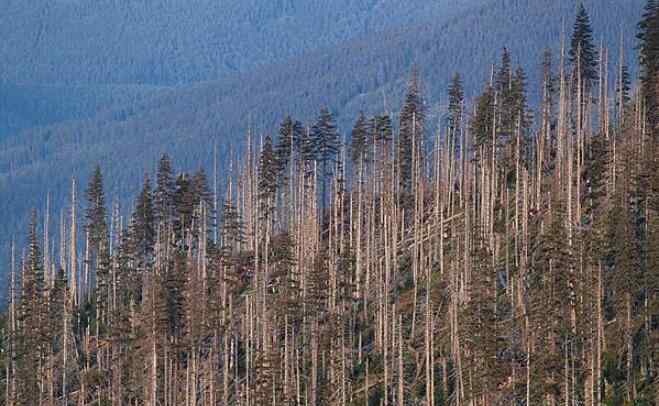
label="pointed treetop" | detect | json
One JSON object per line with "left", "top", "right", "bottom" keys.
{"left": 85, "top": 164, "right": 108, "bottom": 248}
{"left": 569, "top": 3, "right": 598, "bottom": 85}
{"left": 400, "top": 67, "right": 425, "bottom": 128}
{"left": 496, "top": 47, "right": 513, "bottom": 92}
{"left": 448, "top": 72, "right": 464, "bottom": 132}
{"left": 350, "top": 112, "right": 369, "bottom": 167}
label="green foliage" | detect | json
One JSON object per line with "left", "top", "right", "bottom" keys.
{"left": 133, "top": 175, "right": 155, "bottom": 265}
{"left": 259, "top": 135, "right": 279, "bottom": 218}
{"left": 85, "top": 165, "right": 109, "bottom": 250}
{"left": 312, "top": 107, "right": 341, "bottom": 206}
{"left": 351, "top": 112, "right": 370, "bottom": 169}
{"left": 448, "top": 72, "right": 464, "bottom": 134}
{"left": 472, "top": 84, "right": 495, "bottom": 148}
{"left": 398, "top": 68, "right": 425, "bottom": 198}
{"left": 569, "top": 4, "right": 599, "bottom": 86}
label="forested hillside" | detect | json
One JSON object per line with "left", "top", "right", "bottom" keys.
{"left": 0, "top": 0, "right": 485, "bottom": 85}
{"left": 0, "top": 0, "right": 483, "bottom": 139}
{"left": 1, "top": 2, "right": 657, "bottom": 405}
{"left": 0, "top": 0, "right": 645, "bottom": 296}
{"left": 0, "top": 83, "right": 171, "bottom": 137}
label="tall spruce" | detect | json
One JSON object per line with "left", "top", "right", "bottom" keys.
{"left": 312, "top": 107, "right": 340, "bottom": 207}
{"left": 638, "top": 0, "right": 659, "bottom": 137}
{"left": 472, "top": 84, "right": 495, "bottom": 148}
{"left": 277, "top": 116, "right": 303, "bottom": 173}
{"left": 16, "top": 211, "right": 45, "bottom": 404}
{"left": 133, "top": 174, "right": 155, "bottom": 266}
{"left": 259, "top": 135, "right": 279, "bottom": 219}
{"left": 85, "top": 165, "right": 108, "bottom": 251}
{"left": 399, "top": 68, "right": 425, "bottom": 197}
{"left": 448, "top": 72, "right": 464, "bottom": 135}
{"left": 350, "top": 112, "right": 370, "bottom": 170}
{"left": 569, "top": 4, "right": 599, "bottom": 89}
{"left": 154, "top": 153, "right": 176, "bottom": 226}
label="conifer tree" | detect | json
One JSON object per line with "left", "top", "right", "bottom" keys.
{"left": 399, "top": 68, "right": 425, "bottom": 197}
{"left": 173, "top": 174, "right": 195, "bottom": 235}
{"left": 192, "top": 168, "right": 213, "bottom": 210}
{"left": 277, "top": 116, "right": 303, "bottom": 174}
{"left": 448, "top": 72, "right": 464, "bottom": 135}
{"left": 85, "top": 165, "right": 108, "bottom": 251}
{"left": 312, "top": 107, "right": 340, "bottom": 207}
{"left": 133, "top": 174, "right": 155, "bottom": 266}
{"left": 617, "top": 65, "right": 632, "bottom": 107}
{"left": 638, "top": 0, "right": 659, "bottom": 75}
{"left": 269, "top": 232, "right": 299, "bottom": 320}
{"left": 220, "top": 192, "right": 244, "bottom": 255}
{"left": 374, "top": 113, "right": 393, "bottom": 143}
{"left": 569, "top": 4, "right": 598, "bottom": 89}
{"left": 16, "top": 211, "right": 45, "bottom": 405}
{"left": 154, "top": 153, "right": 176, "bottom": 226}
{"left": 512, "top": 66, "right": 531, "bottom": 164}
{"left": 472, "top": 84, "right": 495, "bottom": 148}
{"left": 496, "top": 47, "right": 513, "bottom": 94}
{"left": 351, "top": 112, "right": 370, "bottom": 170}
{"left": 299, "top": 126, "right": 317, "bottom": 179}
{"left": 638, "top": 0, "right": 659, "bottom": 136}
{"left": 259, "top": 135, "right": 279, "bottom": 219}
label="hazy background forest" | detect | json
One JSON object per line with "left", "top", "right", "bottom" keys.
{"left": 1, "top": 0, "right": 659, "bottom": 405}
{"left": 0, "top": 0, "right": 646, "bottom": 300}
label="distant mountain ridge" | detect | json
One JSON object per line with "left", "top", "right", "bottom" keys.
{"left": 0, "top": 0, "right": 482, "bottom": 136}
{"left": 0, "top": 0, "right": 482, "bottom": 85}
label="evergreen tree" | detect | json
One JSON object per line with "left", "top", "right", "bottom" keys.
{"left": 374, "top": 113, "right": 393, "bottom": 143}
{"left": 299, "top": 126, "right": 316, "bottom": 178}
{"left": 269, "top": 232, "right": 300, "bottom": 320}
{"left": 85, "top": 165, "right": 109, "bottom": 251}
{"left": 154, "top": 153, "right": 176, "bottom": 226}
{"left": 472, "top": 84, "right": 495, "bottom": 148}
{"left": 133, "top": 174, "right": 155, "bottom": 266}
{"left": 512, "top": 67, "right": 529, "bottom": 125}
{"left": 618, "top": 65, "right": 632, "bottom": 107}
{"left": 637, "top": 0, "right": 658, "bottom": 72}
{"left": 542, "top": 48, "right": 557, "bottom": 99}
{"left": 616, "top": 65, "right": 632, "bottom": 123}
{"left": 496, "top": 48, "right": 519, "bottom": 152}
{"left": 638, "top": 0, "right": 659, "bottom": 137}
{"left": 16, "top": 211, "right": 45, "bottom": 404}
{"left": 220, "top": 193, "right": 245, "bottom": 255}
{"left": 259, "top": 135, "right": 279, "bottom": 219}
{"left": 569, "top": 4, "right": 599, "bottom": 89}
{"left": 461, "top": 239, "right": 499, "bottom": 402}
{"left": 398, "top": 68, "right": 425, "bottom": 196}
{"left": 277, "top": 116, "right": 303, "bottom": 174}
{"left": 173, "top": 174, "right": 195, "bottom": 235}
{"left": 447, "top": 72, "right": 464, "bottom": 135}
{"left": 512, "top": 66, "right": 532, "bottom": 164}
{"left": 191, "top": 168, "right": 213, "bottom": 209}
{"left": 312, "top": 107, "right": 340, "bottom": 206}
{"left": 495, "top": 47, "right": 513, "bottom": 95}
{"left": 350, "top": 112, "right": 370, "bottom": 170}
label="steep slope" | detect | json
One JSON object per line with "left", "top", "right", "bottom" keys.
{"left": 0, "top": 0, "right": 645, "bottom": 296}
{"left": 0, "top": 0, "right": 483, "bottom": 138}
{"left": 0, "top": 0, "right": 482, "bottom": 85}
{"left": 0, "top": 83, "right": 170, "bottom": 137}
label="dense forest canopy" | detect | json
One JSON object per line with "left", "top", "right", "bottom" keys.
{"left": 0, "top": 1, "right": 645, "bottom": 291}
{"left": 1, "top": 1, "right": 658, "bottom": 405}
